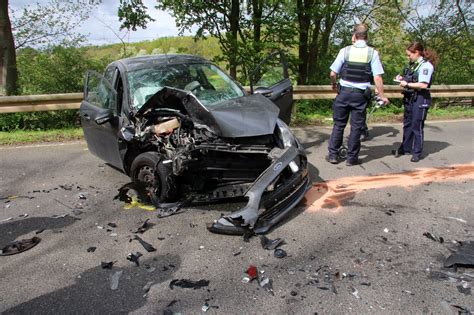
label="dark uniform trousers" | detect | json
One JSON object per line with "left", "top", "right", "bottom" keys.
{"left": 400, "top": 92, "right": 430, "bottom": 158}
{"left": 328, "top": 89, "right": 368, "bottom": 161}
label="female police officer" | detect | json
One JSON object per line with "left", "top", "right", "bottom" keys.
{"left": 393, "top": 42, "right": 439, "bottom": 162}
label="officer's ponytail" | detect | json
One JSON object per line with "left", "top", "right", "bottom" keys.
{"left": 407, "top": 42, "right": 440, "bottom": 68}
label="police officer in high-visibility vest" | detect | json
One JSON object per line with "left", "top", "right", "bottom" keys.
{"left": 392, "top": 42, "right": 439, "bottom": 162}
{"left": 328, "top": 24, "right": 389, "bottom": 166}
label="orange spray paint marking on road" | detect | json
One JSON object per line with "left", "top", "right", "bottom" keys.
{"left": 303, "top": 163, "right": 474, "bottom": 212}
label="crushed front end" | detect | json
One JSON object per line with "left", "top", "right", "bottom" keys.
{"left": 126, "top": 88, "right": 310, "bottom": 234}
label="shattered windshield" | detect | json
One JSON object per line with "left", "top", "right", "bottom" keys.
{"left": 128, "top": 63, "right": 245, "bottom": 109}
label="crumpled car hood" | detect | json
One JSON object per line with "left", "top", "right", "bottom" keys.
{"left": 134, "top": 87, "right": 280, "bottom": 138}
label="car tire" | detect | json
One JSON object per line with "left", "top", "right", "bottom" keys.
{"left": 130, "top": 152, "right": 176, "bottom": 203}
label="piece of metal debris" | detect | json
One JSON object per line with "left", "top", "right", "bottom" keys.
{"left": 101, "top": 261, "right": 114, "bottom": 269}
{"left": 259, "top": 276, "right": 274, "bottom": 295}
{"left": 169, "top": 279, "right": 210, "bottom": 290}
{"left": 423, "top": 232, "right": 444, "bottom": 244}
{"left": 127, "top": 252, "right": 143, "bottom": 266}
{"left": 133, "top": 235, "right": 157, "bottom": 252}
{"left": 1, "top": 237, "right": 41, "bottom": 256}
{"left": 260, "top": 235, "right": 284, "bottom": 250}
{"left": 133, "top": 219, "right": 152, "bottom": 234}
{"left": 444, "top": 241, "right": 474, "bottom": 268}
{"left": 274, "top": 248, "right": 287, "bottom": 259}
{"left": 110, "top": 270, "right": 123, "bottom": 290}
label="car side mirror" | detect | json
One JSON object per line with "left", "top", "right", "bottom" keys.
{"left": 95, "top": 108, "right": 114, "bottom": 125}
{"left": 254, "top": 87, "right": 273, "bottom": 98}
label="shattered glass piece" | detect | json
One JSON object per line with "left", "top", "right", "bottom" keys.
{"left": 169, "top": 279, "right": 210, "bottom": 290}
{"left": 134, "top": 219, "right": 152, "bottom": 234}
{"left": 383, "top": 228, "right": 389, "bottom": 233}
{"left": 133, "top": 235, "right": 157, "bottom": 252}
{"left": 101, "top": 261, "right": 114, "bottom": 269}
{"left": 247, "top": 265, "right": 258, "bottom": 280}
{"left": 78, "top": 193, "right": 87, "bottom": 200}
{"left": 423, "top": 232, "right": 444, "bottom": 243}
{"left": 155, "top": 204, "right": 183, "bottom": 218}
{"left": 444, "top": 241, "right": 474, "bottom": 268}
{"left": 274, "top": 248, "right": 287, "bottom": 259}
{"left": 457, "top": 281, "right": 471, "bottom": 295}
{"left": 351, "top": 287, "right": 360, "bottom": 299}
{"left": 259, "top": 276, "right": 274, "bottom": 295}
{"left": 202, "top": 303, "right": 210, "bottom": 312}
{"left": 242, "top": 276, "right": 251, "bottom": 283}
{"left": 403, "top": 290, "right": 415, "bottom": 295}
{"left": 0, "top": 237, "right": 41, "bottom": 256}
{"left": 260, "top": 235, "right": 284, "bottom": 250}
{"left": 110, "top": 270, "right": 123, "bottom": 290}
{"left": 127, "top": 252, "right": 143, "bottom": 266}
{"left": 87, "top": 246, "right": 97, "bottom": 253}
{"left": 110, "top": 233, "right": 118, "bottom": 237}
{"left": 52, "top": 214, "right": 68, "bottom": 219}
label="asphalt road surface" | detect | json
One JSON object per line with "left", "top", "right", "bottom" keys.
{"left": 1, "top": 119, "right": 473, "bottom": 314}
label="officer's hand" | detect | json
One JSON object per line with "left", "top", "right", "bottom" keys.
{"left": 380, "top": 97, "right": 389, "bottom": 105}
{"left": 399, "top": 80, "right": 408, "bottom": 88}
{"left": 331, "top": 82, "right": 337, "bottom": 91}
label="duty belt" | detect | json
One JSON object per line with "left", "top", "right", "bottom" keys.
{"left": 340, "top": 86, "right": 365, "bottom": 93}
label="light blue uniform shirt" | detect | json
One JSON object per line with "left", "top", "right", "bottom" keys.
{"left": 416, "top": 57, "right": 434, "bottom": 84}
{"left": 330, "top": 40, "right": 384, "bottom": 90}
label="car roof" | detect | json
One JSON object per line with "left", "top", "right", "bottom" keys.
{"left": 111, "top": 54, "right": 211, "bottom": 72}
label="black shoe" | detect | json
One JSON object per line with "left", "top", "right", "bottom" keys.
{"left": 392, "top": 148, "right": 405, "bottom": 158}
{"left": 326, "top": 155, "right": 339, "bottom": 164}
{"left": 346, "top": 159, "right": 359, "bottom": 166}
{"left": 410, "top": 156, "right": 420, "bottom": 162}
{"left": 360, "top": 130, "right": 369, "bottom": 142}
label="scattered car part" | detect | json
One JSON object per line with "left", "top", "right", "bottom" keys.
{"left": 110, "top": 270, "right": 123, "bottom": 290}
{"left": 127, "top": 252, "right": 143, "bottom": 266}
{"left": 133, "top": 235, "right": 156, "bottom": 252}
{"left": 0, "top": 237, "right": 41, "bottom": 256}
{"left": 260, "top": 235, "right": 284, "bottom": 250}
{"left": 169, "top": 279, "right": 210, "bottom": 290}
{"left": 423, "top": 232, "right": 444, "bottom": 243}
{"left": 133, "top": 218, "right": 152, "bottom": 234}
{"left": 259, "top": 276, "right": 274, "bottom": 295}
{"left": 444, "top": 241, "right": 474, "bottom": 268}
{"left": 101, "top": 261, "right": 115, "bottom": 269}
{"left": 246, "top": 265, "right": 258, "bottom": 281}
{"left": 274, "top": 248, "right": 287, "bottom": 259}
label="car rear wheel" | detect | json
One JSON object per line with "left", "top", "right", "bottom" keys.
{"left": 130, "top": 152, "right": 176, "bottom": 203}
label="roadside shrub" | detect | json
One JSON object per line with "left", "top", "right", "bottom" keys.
{"left": 0, "top": 110, "right": 80, "bottom": 132}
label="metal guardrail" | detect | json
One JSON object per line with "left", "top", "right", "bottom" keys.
{"left": 0, "top": 85, "right": 473, "bottom": 113}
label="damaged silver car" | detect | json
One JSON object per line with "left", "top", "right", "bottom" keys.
{"left": 80, "top": 53, "right": 310, "bottom": 235}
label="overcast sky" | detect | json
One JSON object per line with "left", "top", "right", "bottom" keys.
{"left": 10, "top": 0, "right": 195, "bottom": 46}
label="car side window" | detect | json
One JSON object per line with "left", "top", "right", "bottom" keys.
{"left": 85, "top": 70, "right": 117, "bottom": 111}
{"left": 251, "top": 51, "right": 289, "bottom": 91}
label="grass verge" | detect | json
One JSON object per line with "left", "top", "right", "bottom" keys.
{"left": 0, "top": 128, "right": 83, "bottom": 145}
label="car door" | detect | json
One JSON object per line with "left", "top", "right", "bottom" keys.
{"left": 80, "top": 70, "right": 124, "bottom": 170}
{"left": 250, "top": 51, "right": 293, "bottom": 124}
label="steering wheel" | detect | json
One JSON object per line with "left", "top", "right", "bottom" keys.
{"left": 184, "top": 81, "right": 202, "bottom": 93}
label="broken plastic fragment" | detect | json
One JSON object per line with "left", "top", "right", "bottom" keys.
{"left": 87, "top": 246, "right": 97, "bottom": 253}
{"left": 107, "top": 223, "right": 117, "bottom": 228}
{"left": 246, "top": 265, "right": 258, "bottom": 280}
{"left": 127, "top": 252, "right": 143, "bottom": 266}
{"left": 110, "top": 270, "right": 123, "bottom": 290}
{"left": 423, "top": 232, "right": 444, "bottom": 243}
{"left": 260, "top": 235, "right": 284, "bottom": 250}
{"left": 133, "top": 219, "right": 152, "bottom": 234}
{"left": 201, "top": 303, "right": 210, "bottom": 312}
{"left": 101, "top": 261, "right": 114, "bottom": 269}
{"left": 0, "top": 237, "right": 41, "bottom": 256}
{"left": 169, "top": 279, "right": 210, "bottom": 290}
{"left": 274, "top": 248, "right": 287, "bottom": 259}
{"left": 133, "top": 235, "right": 157, "bottom": 252}
{"left": 259, "top": 276, "right": 274, "bottom": 295}
{"left": 444, "top": 241, "right": 474, "bottom": 268}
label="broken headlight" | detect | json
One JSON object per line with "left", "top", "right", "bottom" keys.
{"left": 277, "top": 120, "right": 297, "bottom": 148}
